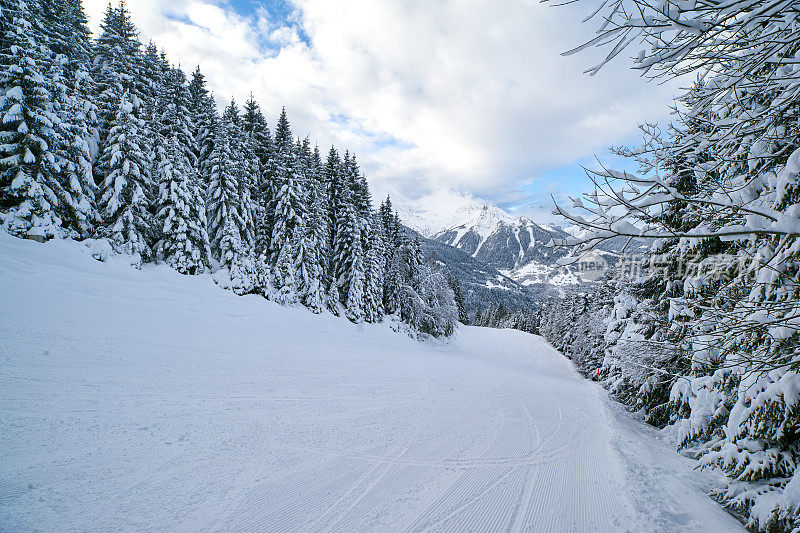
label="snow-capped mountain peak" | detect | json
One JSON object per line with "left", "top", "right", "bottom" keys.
{"left": 396, "top": 197, "right": 574, "bottom": 286}
{"left": 397, "top": 197, "right": 521, "bottom": 239}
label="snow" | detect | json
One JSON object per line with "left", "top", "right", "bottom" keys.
{"left": 0, "top": 233, "right": 743, "bottom": 532}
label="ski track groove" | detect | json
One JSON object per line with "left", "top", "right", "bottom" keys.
{"left": 408, "top": 466, "right": 516, "bottom": 532}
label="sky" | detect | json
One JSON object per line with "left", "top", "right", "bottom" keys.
{"left": 83, "top": 0, "right": 680, "bottom": 224}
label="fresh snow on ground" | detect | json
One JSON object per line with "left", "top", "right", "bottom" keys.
{"left": 0, "top": 234, "right": 742, "bottom": 532}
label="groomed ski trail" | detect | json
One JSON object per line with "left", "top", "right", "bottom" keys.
{"left": 0, "top": 234, "right": 743, "bottom": 532}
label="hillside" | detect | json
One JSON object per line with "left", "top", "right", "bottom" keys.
{"left": 0, "top": 234, "right": 742, "bottom": 531}
{"left": 407, "top": 227, "right": 541, "bottom": 316}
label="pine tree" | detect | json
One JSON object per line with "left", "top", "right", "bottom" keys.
{"left": 378, "top": 197, "right": 404, "bottom": 314}
{"left": 206, "top": 108, "right": 244, "bottom": 270}
{"left": 188, "top": 65, "right": 216, "bottom": 187}
{"left": 298, "top": 143, "right": 327, "bottom": 312}
{"left": 269, "top": 146, "right": 305, "bottom": 299}
{"left": 36, "top": 0, "right": 99, "bottom": 237}
{"left": 447, "top": 274, "right": 469, "bottom": 323}
{"left": 241, "top": 94, "right": 271, "bottom": 167}
{"left": 0, "top": 0, "right": 66, "bottom": 239}
{"left": 293, "top": 218, "right": 323, "bottom": 313}
{"left": 331, "top": 151, "right": 365, "bottom": 303}
{"left": 345, "top": 231, "right": 366, "bottom": 323}
{"left": 155, "top": 66, "right": 196, "bottom": 169}
{"left": 92, "top": 1, "right": 141, "bottom": 144}
{"left": 271, "top": 237, "right": 298, "bottom": 305}
{"left": 96, "top": 91, "right": 151, "bottom": 260}
{"left": 363, "top": 217, "right": 386, "bottom": 323}
{"left": 205, "top": 109, "right": 258, "bottom": 294}
{"left": 154, "top": 135, "right": 210, "bottom": 274}
{"left": 334, "top": 201, "right": 360, "bottom": 304}
{"left": 347, "top": 153, "right": 371, "bottom": 221}
{"left": 322, "top": 146, "right": 341, "bottom": 288}
{"left": 268, "top": 109, "right": 303, "bottom": 267}
{"left": 241, "top": 95, "right": 272, "bottom": 262}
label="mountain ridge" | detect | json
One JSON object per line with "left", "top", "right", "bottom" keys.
{"left": 397, "top": 198, "right": 575, "bottom": 286}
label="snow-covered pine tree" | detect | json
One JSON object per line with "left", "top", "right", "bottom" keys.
{"left": 378, "top": 196, "right": 396, "bottom": 239}
{"left": 293, "top": 217, "right": 323, "bottom": 313}
{"left": 361, "top": 213, "right": 385, "bottom": 323}
{"left": 378, "top": 197, "right": 404, "bottom": 315}
{"left": 345, "top": 223, "right": 366, "bottom": 323}
{"left": 322, "top": 146, "right": 341, "bottom": 294}
{"left": 331, "top": 152, "right": 363, "bottom": 303}
{"left": 290, "top": 140, "right": 324, "bottom": 312}
{"left": 219, "top": 100, "right": 255, "bottom": 252}
{"left": 268, "top": 109, "right": 304, "bottom": 268}
{"left": 266, "top": 107, "right": 293, "bottom": 263}
{"left": 415, "top": 263, "right": 458, "bottom": 337}
{"left": 96, "top": 90, "right": 152, "bottom": 261}
{"left": 346, "top": 153, "right": 371, "bottom": 229}
{"left": 241, "top": 93, "right": 271, "bottom": 169}
{"left": 394, "top": 230, "right": 420, "bottom": 317}
{"left": 321, "top": 152, "right": 341, "bottom": 318}
{"left": 35, "top": 0, "right": 98, "bottom": 236}
{"left": 0, "top": 0, "right": 67, "bottom": 239}
{"left": 271, "top": 235, "right": 298, "bottom": 305}
{"left": 92, "top": 1, "right": 141, "bottom": 145}
{"left": 447, "top": 274, "right": 469, "bottom": 324}
{"left": 309, "top": 144, "right": 328, "bottom": 283}
{"left": 206, "top": 106, "right": 242, "bottom": 266}
{"left": 240, "top": 94, "right": 270, "bottom": 263}
{"left": 392, "top": 237, "right": 457, "bottom": 337}
{"left": 205, "top": 101, "right": 256, "bottom": 293}
{"left": 154, "top": 134, "right": 209, "bottom": 274}
{"left": 154, "top": 66, "right": 196, "bottom": 170}
{"left": 188, "top": 65, "right": 216, "bottom": 188}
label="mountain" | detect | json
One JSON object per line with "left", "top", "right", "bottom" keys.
{"left": 398, "top": 199, "right": 575, "bottom": 286}
{"left": 406, "top": 228, "right": 541, "bottom": 317}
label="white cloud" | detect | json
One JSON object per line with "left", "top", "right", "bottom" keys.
{"left": 84, "top": 0, "right": 679, "bottom": 217}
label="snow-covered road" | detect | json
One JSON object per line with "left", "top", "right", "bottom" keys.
{"left": 0, "top": 235, "right": 742, "bottom": 532}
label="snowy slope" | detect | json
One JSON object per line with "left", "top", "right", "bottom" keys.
{"left": 0, "top": 234, "right": 742, "bottom": 532}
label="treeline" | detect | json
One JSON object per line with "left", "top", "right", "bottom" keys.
{"left": 542, "top": 0, "right": 800, "bottom": 528}
{"left": 538, "top": 288, "right": 611, "bottom": 377}
{"left": 473, "top": 302, "right": 538, "bottom": 334}
{"left": 0, "top": 0, "right": 457, "bottom": 337}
